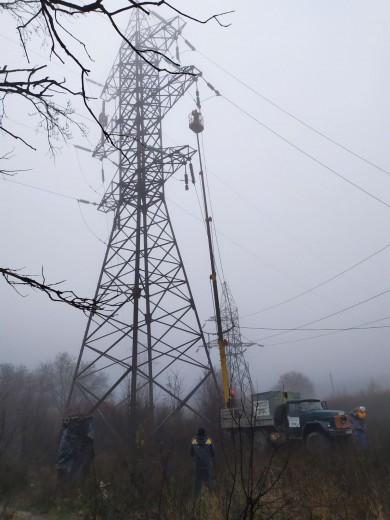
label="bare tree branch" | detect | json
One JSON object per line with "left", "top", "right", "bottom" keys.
{"left": 0, "top": 0, "right": 232, "bottom": 313}
{"left": 0, "top": 267, "right": 108, "bottom": 314}
{"left": 0, "top": 0, "right": 232, "bottom": 156}
{"left": 0, "top": 149, "right": 31, "bottom": 175}
{"left": 0, "top": 64, "right": 87, "bottom": 153}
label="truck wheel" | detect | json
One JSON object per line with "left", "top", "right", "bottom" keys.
{"left": 305, "top": 431, "right": 331, "bottom": 454}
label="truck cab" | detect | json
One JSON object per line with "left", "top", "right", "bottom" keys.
{"left": 285, "top": 399, "right": 352, "bottom": 443}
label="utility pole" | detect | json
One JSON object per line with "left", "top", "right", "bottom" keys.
{"left": 66, "top": 11, "right": 218, "bottom": 443}
{"left": 329, "top": 372, "right": 335, "bottom": 395}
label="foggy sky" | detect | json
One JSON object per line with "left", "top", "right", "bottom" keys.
{"left": 1, "top": 0, "right": 389, "bottom": 398}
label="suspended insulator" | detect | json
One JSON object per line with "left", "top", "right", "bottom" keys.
{"left": 183, "top": 38, "right": 196, "bottom": 51}
{"left": 184, "top": 172, "right": 189, "bottom": 190}
{"left": 98, "top": 112, "right": 108, "bottom": 127}
{"left": 195, "top": 88, "right": 201, "bottom": 111}
{"left": 188, "top": 110, "right": 204, "bottom": 134}
{"left": 206, "top": 81, "right": 221, "bottom": 96}
{"left": 99, "top": 100, "right": 108, "bottom": 127}
{"left": 101, "top": 165, "right": 105, "bottom": 183}
{"left": 176, "top": 44, "right": 180, "bottom": 62}
{"left": 189, "top": 162, "right": 195, "bottom": 184}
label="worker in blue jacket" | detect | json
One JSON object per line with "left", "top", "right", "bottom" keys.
{"left": 190, "top": 428, "right": 215, "bottom": 494}
{"left": 350, "top": 406, "right": 367, "bottom": 449}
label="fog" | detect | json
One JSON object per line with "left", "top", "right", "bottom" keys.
{"left": 1, "top": 1, "right": 389, "bottom": 399}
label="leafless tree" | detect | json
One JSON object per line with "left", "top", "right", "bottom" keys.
{"left": 221, "top": 414, "right": 292, "bottom": 520}
{"left": 166, "top": 368, "right": 184, "bottom": 412}
{"left": 0, "top": 64, "right": 84, "bottom": 158}
{"left": 1, "top": 0, "right": 231, "bottom": 155}
{"left": 272, "top": 371, "right": 316, "bottom": 398}
{"left": 38, "top": 352, "right": 109, "bottom": 414}
{"left": 0, "top": 1, "right": 232, "bottom": 309}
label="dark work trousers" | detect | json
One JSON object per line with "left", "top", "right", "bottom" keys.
{"left": 354, "top": 429, "right": 367, "bottom": 449}
{"left": 194, "top": 465, "right": 212, "bottom": 495}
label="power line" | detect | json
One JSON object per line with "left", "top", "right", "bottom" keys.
{"left": 77, "top": 202, "right": 107, "bottom": 245}
{"left": 242, "top": 325, "right": 390, "bottom": 331}
{"left": 0, "top": 177, "right": 110, "bottom": 244}
{"left": 7, "top": 174, "right": 387, "bottom": 330}
{"left": 192, "top": 46, "right": 390, "bottom": 178}
{"left": 168, "top": 193, "right": 390, "bottom": 328}
{"left": 7, "top": 130, "right": 388, "bottom": 332}
{"left": 0, "top": 177, "right": 98, "bottom": 205}
{"left": 0, "top": 173, "right": 324, "bottom": 298}
{"left": 240, "top": 241, "right": 390, "bottom": 318}
{"left": 167, "top": 195, "right": 314, "bottom": 291}
{"left": 166, "top": 115, "right": 335, "bottom": 293}
{"left": 74, "top": 147, "right": 104, "bottom": 195}
{"left": 221, "top": 95, "right": 390, "bottom": 210}
{"left": 197, "top": 73, "right": 389, "bottom": 210}
{"left": 258, "top": 288, "right": 390, "bottom": 342}
{"left": 261, "top": 315, "right": 390, "bottom": 347}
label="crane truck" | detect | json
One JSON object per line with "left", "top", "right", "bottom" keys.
{"left": 189, "top": 105, "right": 351, "bottom": 451}
{"left": 220, "top": 390, "right": 352, "bottom": 451}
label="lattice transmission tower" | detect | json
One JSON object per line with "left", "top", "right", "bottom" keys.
{"left": 220, "top": 282, "right": 254, "bottom": 398}
{"left": 66, "top": 10, "right": 218, "bottom": 435}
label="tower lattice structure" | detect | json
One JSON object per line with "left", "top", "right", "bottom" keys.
{"left": 220, "top": 282, "right": 254, "bottom": 398}
{"left": 67, "top": 11, "right": 217, "bottom": 433}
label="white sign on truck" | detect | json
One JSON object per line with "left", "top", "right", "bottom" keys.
{"left": 253, "top": 399, "right": 270, "bottom": 417}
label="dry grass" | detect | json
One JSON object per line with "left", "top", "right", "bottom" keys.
{"left": 1, "top": 387, "right": 390, "bottom": 519}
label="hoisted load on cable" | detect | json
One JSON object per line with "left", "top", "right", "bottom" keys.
{"left": 189, "top": 109, "right": 204, "bottom": 134}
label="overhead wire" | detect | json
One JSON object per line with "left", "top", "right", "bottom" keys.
{"left": 177, "top": 40, "right": 390, "bottom": 335}
{"left": 202, "top": 159, "right": 329, "bottom": 266}
{"left": 243, "top": 325, "right": 390, "bottom": 331}
{"left": 2, "top": 73, "right": 111, "bottom": 242}
{"left": 166, "top": 104, "right": 371, "bottom": 320}
{"left": 191, "top": 44, "right": 390, "bottom": 178}
{"left": 165, "top": 125, "right": 325, "bottom": 280}
{"left": 193, "top": 76, "right": 390, "bottom": 331}
{"left": 4, "top": 26, "right": 388, "bottom": 336}
{"left": 10, "top": 137, "right": 384, "bottom": 349}
{"left": 220, "top": 95, "right": 390, "bottom": 210}
{"left": 167, "top": 189, "right": 390, "bottom": 330}
{"left": 77, "top": 202, "right": 107, "bottom": 245}
{"left": 74, "top": 147, "right": 104, "bottom": 195}
{"left": 257, "top": 288, "right": 390, "bottom": 342}
{"left": 0, "top": 177, "right": 98, "bottom": 205}
{"left": 3, "top": 122, "right": 314, "bottom": 294}
{"left": 240, "top": 241, "right": 390, "bottom": 318}
{"left": 0, "top": 172, "right": 110, "bottom": 246}
{"left": 188, "top": 62, "right": 390, "bottom": 338}
{"left": 262, "top": 315, "right": 390, "bottom": 348}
